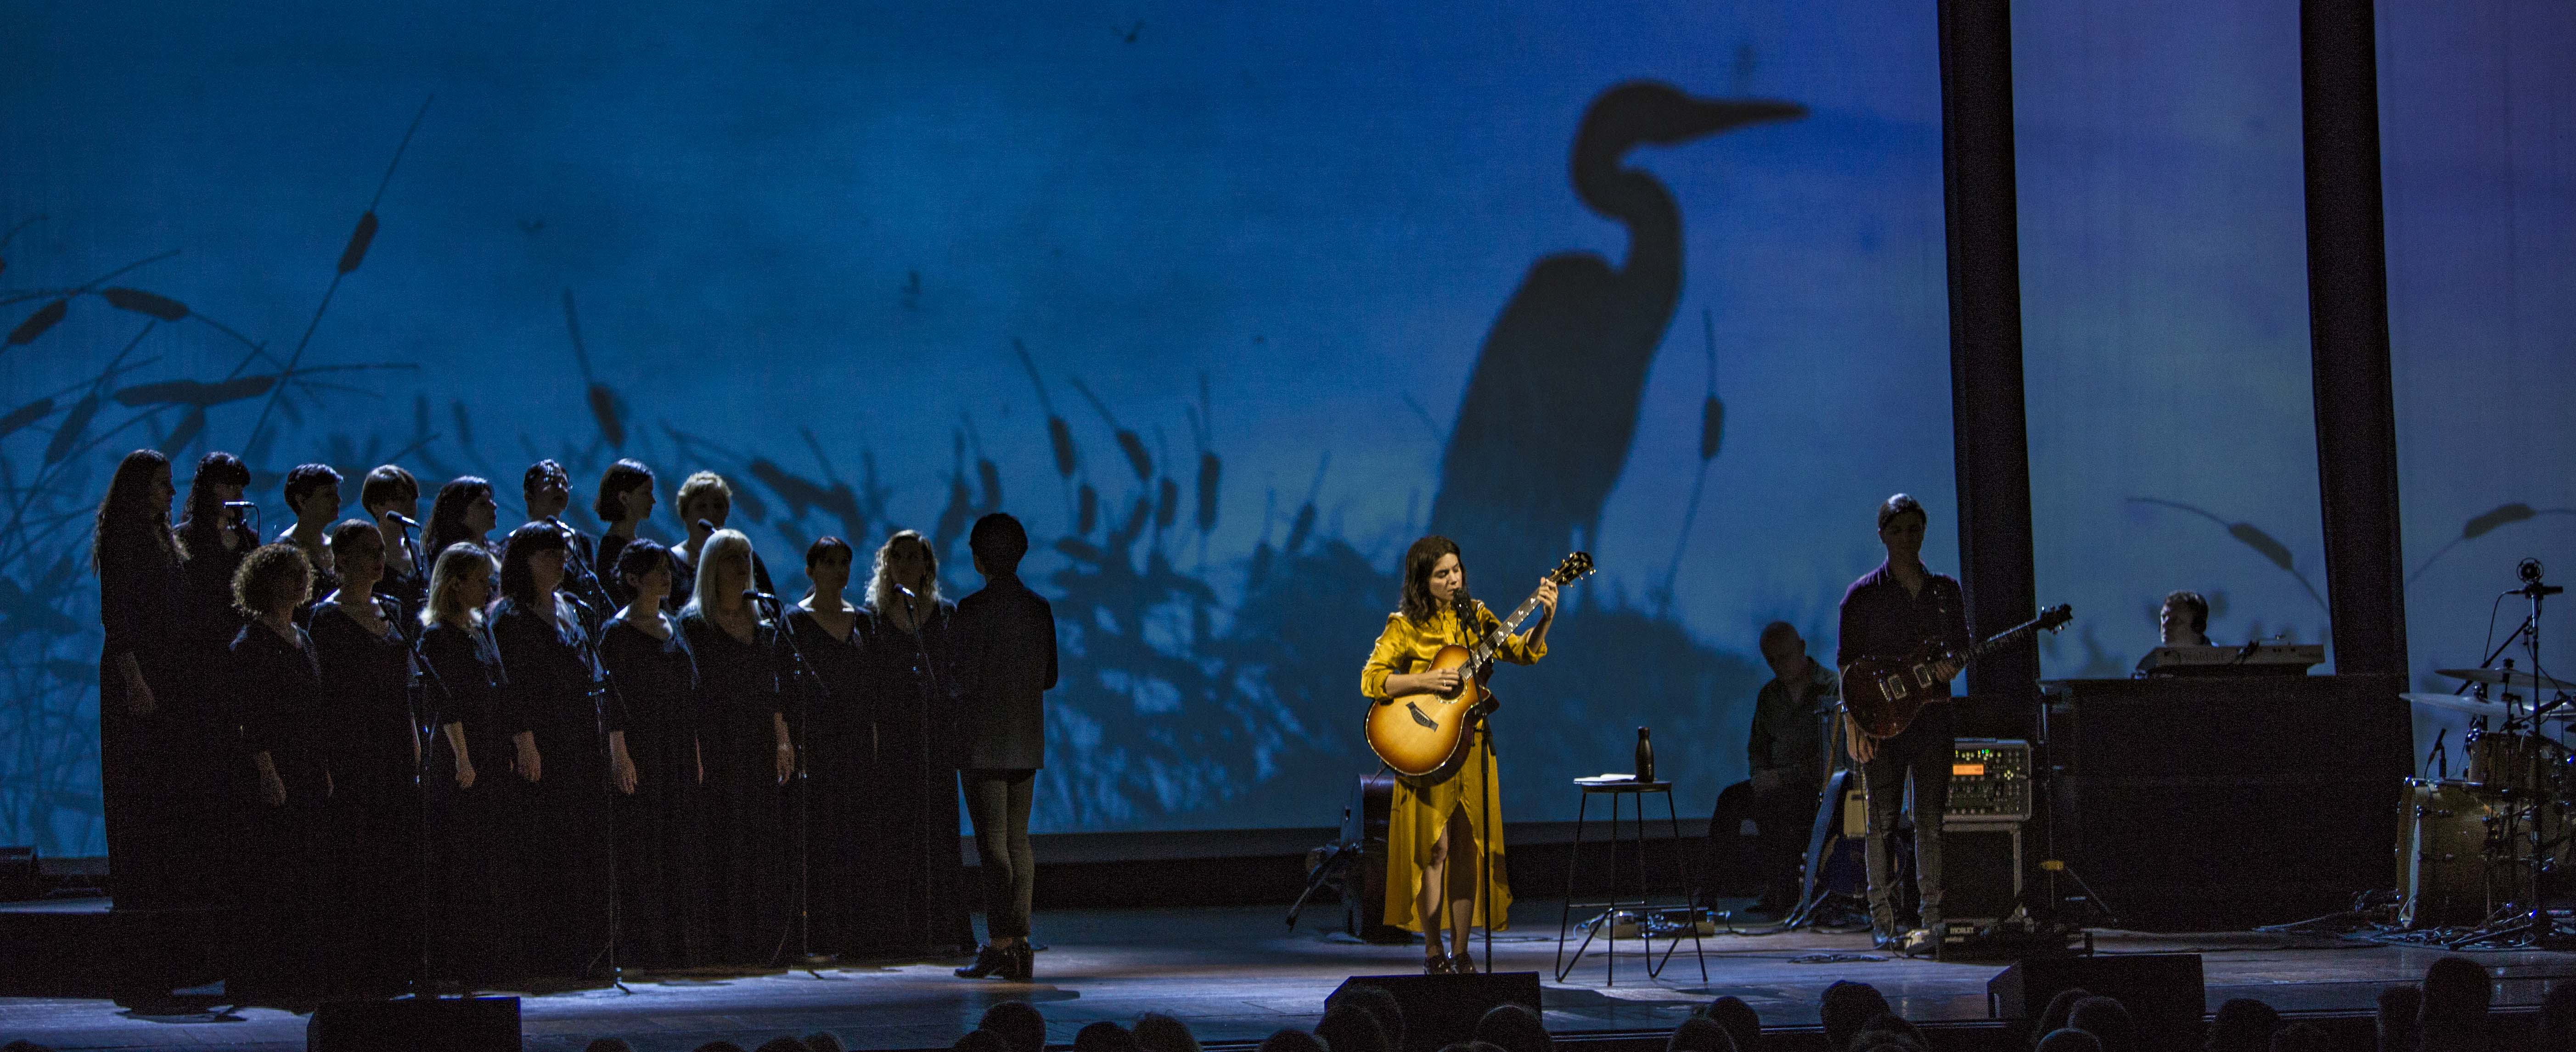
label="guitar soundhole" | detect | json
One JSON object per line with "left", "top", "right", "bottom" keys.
{"left": 1406, "top": 702, "right": 1439, "bottom": 730}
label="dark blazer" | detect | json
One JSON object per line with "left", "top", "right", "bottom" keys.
{"left": 954, "top": 573, "right": 1058, "bottom": 771}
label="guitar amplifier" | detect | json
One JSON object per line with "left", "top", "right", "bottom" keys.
{"left": 1947, "top": 739, "right": 2032, "bottom": 821}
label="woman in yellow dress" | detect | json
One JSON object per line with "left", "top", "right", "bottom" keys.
{"left": 1361, "top": 535, "right": 1557, "bottom": 973}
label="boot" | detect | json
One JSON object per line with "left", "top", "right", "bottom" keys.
{"left": 1005, "top": 941, "right": 1035, "bottom": 982}
{"left": 953, "top": 943, "right": 1010, "bottom": 979}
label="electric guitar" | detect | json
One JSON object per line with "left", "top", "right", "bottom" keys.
{"left": 1363, "top": 552, "right": 1594, "bottom": 778}
{"left": 1840, "top": 604, "right": 2073, "bottom": 738}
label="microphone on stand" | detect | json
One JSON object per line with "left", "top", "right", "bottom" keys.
{"left": 695, "top": 518, "right": 718, "bottom": 536}
{"left": 743, "top": 589, "right": 782, "bottom": 605}
{"left": 223, "top": 500, "right": 259, "bottom": 510}
{"left": 894, "top": 583, "right": 919, "bottom": 600}
{"left": 386, "top": 512, "right": 422, "bottom": 529}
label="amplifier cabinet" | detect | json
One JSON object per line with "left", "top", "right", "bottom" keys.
{"left": 1940, "top": 819, "right": 2024, "bottom": 926}
{"left": 2042, "top": 674, "right": 2408, "bottom": 931}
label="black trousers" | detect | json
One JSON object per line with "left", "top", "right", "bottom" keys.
{"left": 1860, "top": 702, "right": 1952, "bottom": 934}
{"left": 960, "top": 768, "right": 1036, "bottom": 940}
{"left": 1708, "top": 776, "right": 1821, "bottom": 907}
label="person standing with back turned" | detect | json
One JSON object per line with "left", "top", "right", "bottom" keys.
{"left": 951, "top": 513, "right": 1058, "bottom": 983}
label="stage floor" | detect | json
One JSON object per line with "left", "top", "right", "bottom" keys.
{"left": 4, "top": 900, "right": 2573, "bottom": 1052}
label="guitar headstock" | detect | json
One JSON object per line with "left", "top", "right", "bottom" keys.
{"left": 1552, "top": 552, "right": 1596, "bottom": 585}
{"left": 2037, "top": 604, "right": 2074, "bottom": 632}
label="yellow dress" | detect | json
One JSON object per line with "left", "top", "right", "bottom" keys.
{"left": 1360, "top": 602, "right": 1547, "bottom": 933}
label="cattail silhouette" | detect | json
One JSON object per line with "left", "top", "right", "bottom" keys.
{"left": 1069, "top": 377, "right": 1152, "bottom": 482}
{"left": 1656, "top": 308, "right": 1728, "bottom": 617}
{"left": 561, "top": 289, "right": 625, "bottom": 447}
{"left": 165, "top": 406, "right": 207, "bottom": 453}
{"left": 1156, "top": 477, "right": 1179, "bottom": 532}
{"left": 7, "top": 299, "right": 66, "bottom": 346}
{"left": 338, "top": 213, "right": 379, "bottom": 275}
{"left": 113, "top": 375, "right": 275, "bottom": 407}
{"left": 451, "top": 400, "right": 476, "bottom": 448}
{"left": 0, "top": 397, "right": 53, "bottom": 438}
{"left": 100, "top": 287, "right": 188, "bottom": 322}
{"left": 45, "top": 394, "right": 98, "bottom": 465}
{"left": 2130, "top": 497, "right": 2327, "bottom": 611}
{"left": 1188, "top": 377, "right": 1221, "bottom": 535}
{"left": 1078, "top": 483, "right": 1099, "bottom": 535}
{"left": 979, "top": 459, "right": 1004, "bottom": 512}
{"left": 1013, "top": 340, "right": 1079, "bottom": 478}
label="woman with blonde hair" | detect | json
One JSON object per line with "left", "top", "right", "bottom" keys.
{"left": 665, "top": 471, "right": 773, "bottom": 610}
{"left": 857, "top": 529, "right": 976, "bottom": 955}
{"left": 680, "top": 528, "right": 793, "bottom": 962}
{"left": 416, "top": 541, "right": 513, "bottom": 982}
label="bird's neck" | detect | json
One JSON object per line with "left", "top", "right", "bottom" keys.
{"left": 1573, "top": 160, "right": 1684, "bottom": 278}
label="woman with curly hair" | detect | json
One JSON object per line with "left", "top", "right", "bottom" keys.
{"left": 226, "top": 540, "right": 331, "bottom": 997}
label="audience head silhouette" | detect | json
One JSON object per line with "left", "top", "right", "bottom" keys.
{"left": 2064, "top": 996, "right": 2133, "bottom": 1052}
{"left": 1076, "top": 1022, "right": 1142, "bottom": 1052}
{"left": 1821, "top": 981, "right": 1892, "bottom": 1052}
{"left": 1473, "top": 1003, "right": 1548, "bottom": 1052}
{"left": 1667, "top": 1016, "right": 1737, "bottom": 1052}
{"left": 1135, "top": 1013, "right": 1204, "bottom": 1052}
{"left": 1318, "top": 1003, "right": 1393, "bottom": 1052}
{"left": 1327, "top": 984, "right": 1406, "bottom": 1052}
{"left": 2208, "top": 998, "right": 2281, "bottom": 1052}
{"left": 982, "top": 1002, "right": 1050, "bottom": 1052}
{"left": 1699, "top": 996, "right": 1761, "bottom": 1052}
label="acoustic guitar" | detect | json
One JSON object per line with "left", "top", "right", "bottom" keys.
{"left": 1364, "top": 552, "right": 1594, "bottom": 778}
{"left": 1840, "top": 604, "right": 2073, "bottom": 738}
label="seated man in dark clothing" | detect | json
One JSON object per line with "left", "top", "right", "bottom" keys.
{"left": 1708, "top": 621, "right": 1835, "bottom": 914}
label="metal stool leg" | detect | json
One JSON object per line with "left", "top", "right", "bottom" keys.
{"left": 1554, "top": 791, "right": 1590, "bottom": 981}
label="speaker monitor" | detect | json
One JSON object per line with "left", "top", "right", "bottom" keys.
{"left": 1332, "top": 972, "right": 1542, "bottom": 1052}
{"left": 1990, "top": 953, "right": 2204, "bottom": 1050}
{"left": 308, "top": 996, "right": 521, "bottom": 1052}
{"left": 1940, "top": 821, "right": 2024, "bottom": 925}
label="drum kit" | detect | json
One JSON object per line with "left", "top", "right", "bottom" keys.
{"left": 2395, "top": 559, "right": 2574, "bottom": 945}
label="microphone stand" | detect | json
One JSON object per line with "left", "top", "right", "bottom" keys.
{"left": 553, "top": 583, "right": 633, "bottom": 994}
{"left": 896, "top": 585, "right": 952, "bottom": 957}
{"left": 754, "top": 592, "right": 836, "bottom": 976}
{"left": 400, "top": 609, "right": 455, "bottom": 999}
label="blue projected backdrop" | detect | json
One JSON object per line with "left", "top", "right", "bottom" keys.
{"left": 2, "top": 0, "right": 2564, "bottom": 855}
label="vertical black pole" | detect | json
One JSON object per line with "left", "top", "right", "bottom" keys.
{"left": 2300, "top": 0, "right": 2408, "bottom": 674}
{"left": 1937, "top": 0, "right": 2041, "bottom": 728}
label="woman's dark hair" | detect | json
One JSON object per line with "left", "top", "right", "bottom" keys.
{"left": 1399, "top": 534, "right": 1466, "bottom": 627}
{"left": 177, "top": 450, "right": 252, "bottom": 558}
{"left": 615, "top": 538, "right": 672, "bottom": 590}
{"left": 283, "top": 462, "right": 343, "bottom": 509}
{"left": 232, "top": 542, "right": 312, "bottom": 617}
{"left": 595, "top": 458, "right": 655, "bottom": 521}
{"left": 326, "top": 518, "right": 382, "bottom": 562}
{"left": 524, "top": 458, "right": 569, "bottom": 501}
{"left": 424, "top": 476, "right": 494, "bottom": 565}
{"left": 95, "top": 449, "right": 178, "bottom": 576}
{"left": 498, "top": 520, "right": 570, "bottom": 605}
{"left": 361, "top": 464, "right": 418, "bottom": 511}
{"left": 807, "top": 535, "right": 854, "bottom": 570}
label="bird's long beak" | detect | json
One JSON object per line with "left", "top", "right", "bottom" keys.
{"left": 1655, "top": 97, "right": 1807, "bottom": 144}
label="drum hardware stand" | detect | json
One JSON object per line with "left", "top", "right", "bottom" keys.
{"left": 2444, "top": 561, "right": 2571, "bottom": 949}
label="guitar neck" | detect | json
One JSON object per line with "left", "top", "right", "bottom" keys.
{"left": 1966, "top": 616, "right": 2047, "bottom": 660}
{"left": 1472, "top": 590, "right": 1548, "bottom": 662}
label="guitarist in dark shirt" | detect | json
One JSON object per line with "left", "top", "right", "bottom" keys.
{"left": 1836, "top": 493, "right": 1969, "bottom": 952}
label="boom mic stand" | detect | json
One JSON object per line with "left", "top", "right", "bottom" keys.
{"left": 400, "top": 603, "right": 456, "bottom": 999}
{"left": 755, "top": 591, "right": 836, "bottom": 976}
{"left": 896, "top": 584, "right": 953, "bottom": 957}
{"left": 2449, "top": 561, "right": 2568, "bottom": 950}
{"left": 545, "top": 566, "right": 634, "bottom": 993}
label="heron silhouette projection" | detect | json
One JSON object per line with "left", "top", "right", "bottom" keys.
{"left": 1429, "top": 83, "right": 1803, "bottom": 587}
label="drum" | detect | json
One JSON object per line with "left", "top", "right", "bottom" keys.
{"left": 2396, "top": 778, "right": 2503, "bottom": 929}
{"left": 2466, "top": 731, "right": 2568, "bottom": 797}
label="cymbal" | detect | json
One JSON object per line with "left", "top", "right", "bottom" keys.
{"left": 2402, "top": 692, "right": 2576, "bottom": 721}
{"left": 2437, "top": 668, "right": 2576, "bottom": 692}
